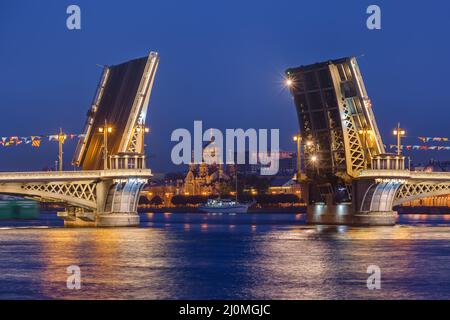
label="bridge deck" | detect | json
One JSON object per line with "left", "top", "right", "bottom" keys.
{"left": 358, "top": 170, "right": 450, "bottom": 181}
{"left": 0, "top": 169, "right": 152, "bottom": 182}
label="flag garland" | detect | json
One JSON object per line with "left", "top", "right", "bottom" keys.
{"left": 0, "top": 134, "right": 85, "bottom": 148}
{"left": 418, "top": 137, "right": 450, "bottom": 143}
{"left": 390, "top": 145, "right": 450, "bottom": 151}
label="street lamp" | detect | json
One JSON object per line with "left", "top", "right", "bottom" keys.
{"left": 292, "top": 134, "right": 301, "bottom": 181}
{"left": 57, "top": 128, "right": 66, "bottom": 172}
{"left": 285, "top": 78, "right": 293, "bottom": 87}
{"left": 285, "top": 72, "right": 294, "bottom": 88}
{"left": 99, "top": 120, "right": 113, "bottom": 170}
{"left": 392, "top": 123, "right": 406, "bottom": 156}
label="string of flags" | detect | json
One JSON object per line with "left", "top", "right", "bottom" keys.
{"left": 418, "top": 137, "right": 449, "bottom": 143}
{"left": 390, "top": 145, "right": 450, "bottom": 151}
{"left": 0, "top": 134, "right": 84, "bottom": 148}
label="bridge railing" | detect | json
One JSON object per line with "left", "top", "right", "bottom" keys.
{"left": 358, "top": 169, "right": 450, "bottom": 181}
{"left": 0, "top": 169, "right": 152, "bottom": 182}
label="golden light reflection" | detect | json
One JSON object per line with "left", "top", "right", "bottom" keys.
{"left": 37, "top": 227, "right": 175, "bottom": 299}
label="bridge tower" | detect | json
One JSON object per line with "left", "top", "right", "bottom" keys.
{"left": 64, "top": 52, "right": 160, "bottom": 227}
{"left": 0, "top": 52, "right": 159, "bottom": 227}
{"left": 286, "top": 57, "right": 399, "bottom": 225}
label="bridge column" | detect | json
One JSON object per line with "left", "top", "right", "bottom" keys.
{"left": 306, "top": 203, "right": 354, "bottom": 225}
{"left": 95, "top": 177, "right": 145, "bottom": 227}
{"left": 63, "top": 177, "right": 146, "bottom": 227}
{"left": 351, "top": 178, "right": 400, "bottom": 226}
{"left": 304, "top": 177, "right": 400, "bottom": 226}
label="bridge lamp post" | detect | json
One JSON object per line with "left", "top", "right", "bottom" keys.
{"left": 293, "top": 134, "right": 302, "bottom": 182}
{"left": 393, "top": 123, "right": 406, "bottom": 156}
{"left": 99, "top": 123, "right": 113, "bottom": 170}
{"left": 58, "top": 128, "right": 66, "bottom": 172}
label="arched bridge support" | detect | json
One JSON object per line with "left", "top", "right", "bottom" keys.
{"left": 306, "top": 170, "right": 450, "bottom": 226}
{"left": 352, "top": 170, "right": 450, "bottom": 226}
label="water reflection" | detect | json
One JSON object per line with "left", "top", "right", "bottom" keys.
{"left": 35, "top": 228, "right": 177, "bottom": 299}
{"left": 1, "top": 213, "right": 450, "bottom": 299}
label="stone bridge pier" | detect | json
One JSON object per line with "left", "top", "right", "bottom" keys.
{"left": 351, "top": 169, "right": 450, "bottom": 226}
{"left": 60, "top": 176, "right": 148, "bottom": 227}
{"left": 306, "top": 172, "right": 450, "bottom": 226}
{"left": 306, "top": 156, "right": 450, "bottom": 226}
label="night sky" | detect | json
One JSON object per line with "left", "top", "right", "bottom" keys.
{"left": 0, "top": 0, "right": 449, "bottom": 173}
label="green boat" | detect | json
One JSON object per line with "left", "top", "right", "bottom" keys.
{"left": 0, "top": 199, "right": 39, "bottom": 220}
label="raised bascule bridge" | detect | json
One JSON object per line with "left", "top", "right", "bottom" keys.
{"left": 286, "top": 57, "right": 450, "bottom": 225}
{"left": 0, "top": 52, "right": 159, "bottom": 227}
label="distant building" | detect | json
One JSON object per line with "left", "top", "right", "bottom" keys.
{"left": 142, "top": 147, "right": 303, "bottom": 206}
{"left": 178, "top": 136, "right": 233, "bottom": 196}
{"left": 268, "top": 177, "right": 302, "bottom": 198}
{"left": 142, "top": 174, "right": 183, "bottom": 207}
{"left": 183, "top": 163, "right": 232, "bottom": 196}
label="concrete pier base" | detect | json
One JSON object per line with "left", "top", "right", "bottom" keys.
{"left": 96, "top": 213, "right": 140, "bottom": 227}
{"left": 306, "top": 204, "right": 398, "bottom": 226}
{"left": 306, "top": 204, "right": 353, "bottom": 225}
{"left": 60, "top": 211, "right": 140, "bottom": 227}
{"left": 353, "top": 211, "right": 398, "bottom": 226}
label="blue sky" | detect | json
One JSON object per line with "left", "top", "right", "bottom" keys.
{"left": 0, "top": 0, "right": 449, "bottom": 172}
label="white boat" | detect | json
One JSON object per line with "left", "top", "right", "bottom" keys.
{"left": 198, "top": 199, "right": 250, "bottom": 214}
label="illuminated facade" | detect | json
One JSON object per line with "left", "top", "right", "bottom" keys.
{"left": 183, "top": 163, "right": 232, "bottom": 196}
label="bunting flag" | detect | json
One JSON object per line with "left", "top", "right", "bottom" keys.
{"left": 390, "top": 144, "right": 450, "bottom": 151}
{"left": 31, "top": 138, "right": 41, "bottom": 147}
{"left": 0, "top": 134, "right": 84, "bottom": 148}
{"left": 418, "top": 137, "right": 450, "bottom": 143}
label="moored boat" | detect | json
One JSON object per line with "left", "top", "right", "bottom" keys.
{"left": 198, "top": 199, "right": 251, "bottom": 213}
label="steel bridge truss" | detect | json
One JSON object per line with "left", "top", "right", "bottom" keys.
{"left": 394, "top": 181, "right": 450, "bottom": 206}
{"left": 0, "top": 181, "right": 97, "bottom": 209}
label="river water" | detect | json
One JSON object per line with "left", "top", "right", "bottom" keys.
{"left": 1, "top": 212, "right": 450, "bottom": 299}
